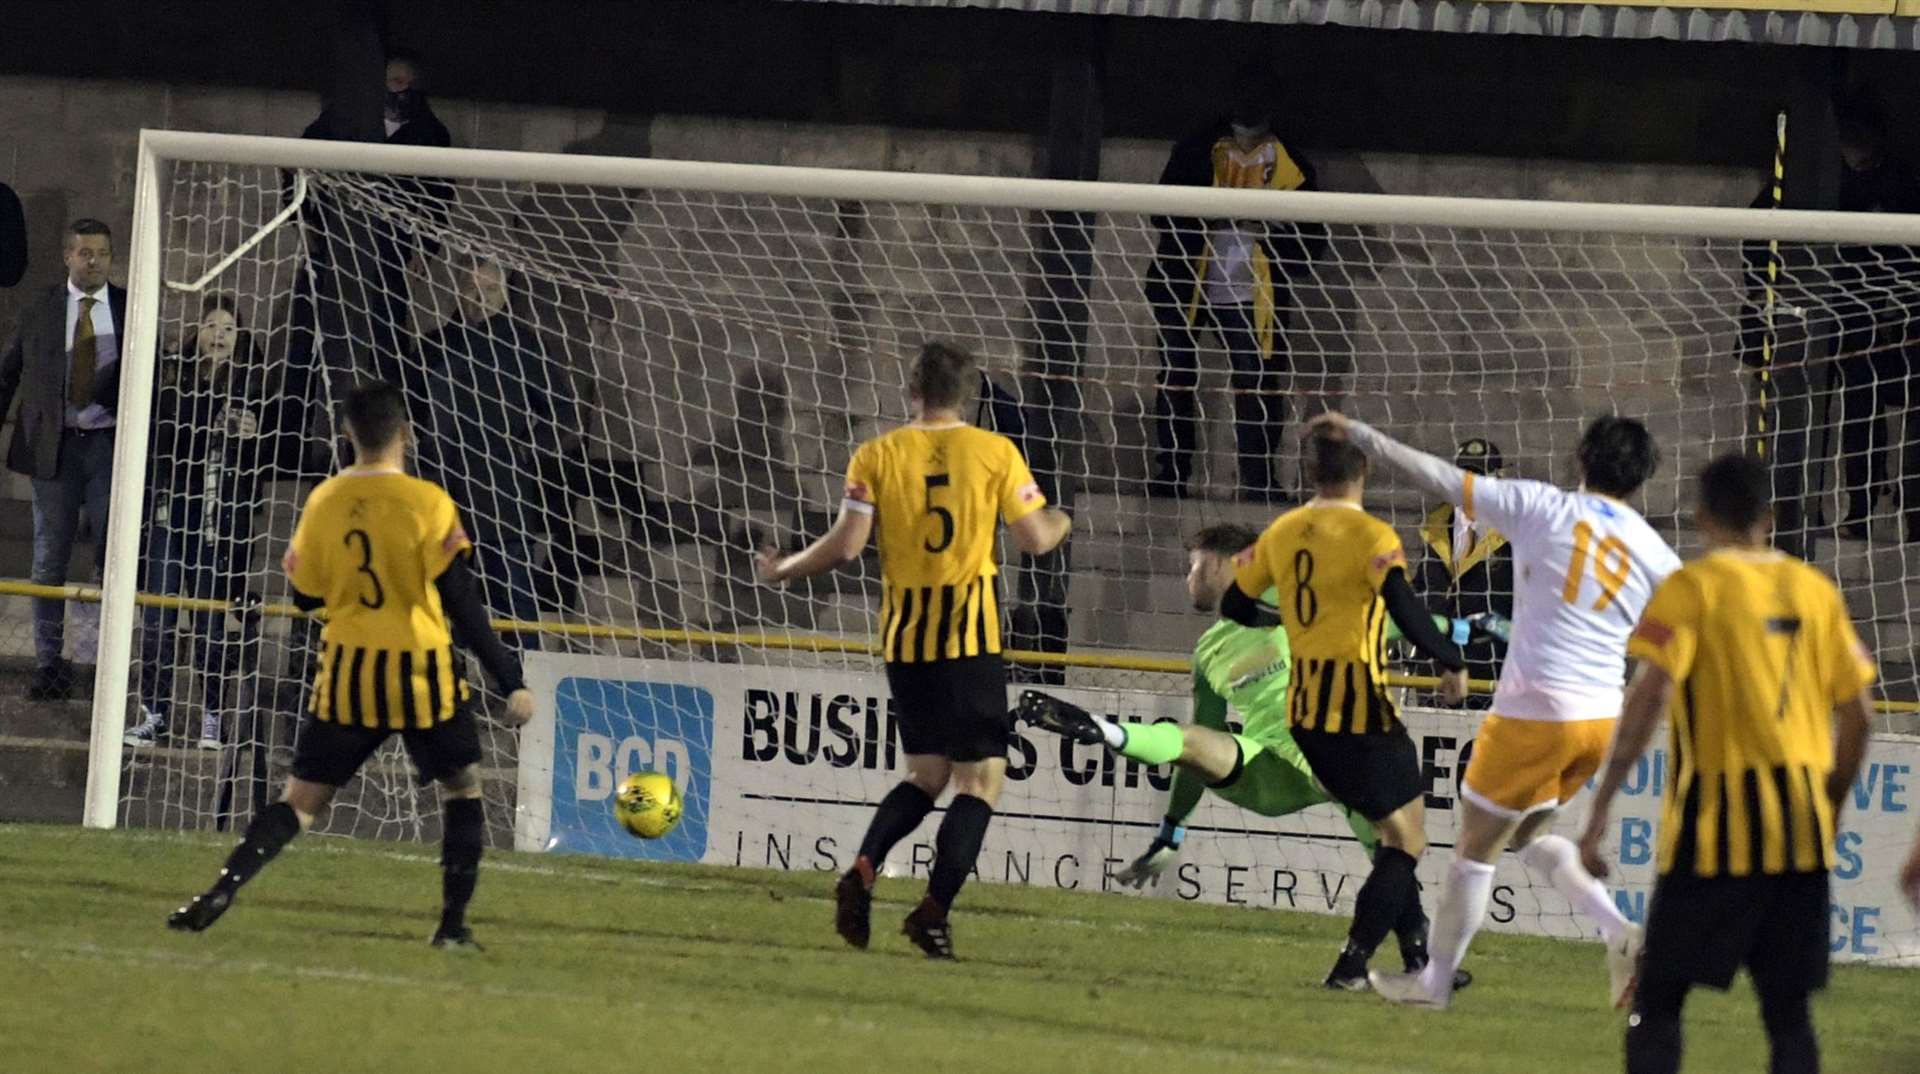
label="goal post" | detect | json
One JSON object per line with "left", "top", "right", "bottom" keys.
{"left": 97, "top": 128, "right": 1920, "bottom": 963}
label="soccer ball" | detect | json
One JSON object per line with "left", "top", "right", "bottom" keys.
{"left": 614, "top": 770, "right": 684, "bottom": 839}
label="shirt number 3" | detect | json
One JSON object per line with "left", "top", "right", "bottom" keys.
{"left": 1563, "top": 520, "right": 1629, "bottom": 612}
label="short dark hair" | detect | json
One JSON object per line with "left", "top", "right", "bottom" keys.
{"left": 1697, "top": 453, "right": 1771, "bottom": 532}
{"left": 1187, "top": 523, "right": 1260, "bottom": 559}
{"left": 342, "top": 382, "right": 409, "bottom": 452}
{"left": 910, "top": 341, "right": 973, "bottom": 410}
{"left": 1577, "top": 415, "right": 1659, "bottom": 498}
{"left": 1304, "top": 425, "right": 1368, "bottom": 487}
{"left": 385, "top": 47, "right": 427, "bottom": 75}
{"left": 66, "top": 218, "right": 111, "bottom": 245}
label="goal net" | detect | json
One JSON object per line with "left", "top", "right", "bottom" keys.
{"left": 82, "top": 131, "right": 1920, "bottom": 964}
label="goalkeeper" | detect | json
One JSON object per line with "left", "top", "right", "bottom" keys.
{"left": 1021, "top": 524, "right": 1499, "bottom": 975}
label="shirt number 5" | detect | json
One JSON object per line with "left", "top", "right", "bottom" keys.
{"left": 1563, "top": 520, "right": 1629, "bottom": 612}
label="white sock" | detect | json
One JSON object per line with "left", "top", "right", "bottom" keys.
{"left": 1521, "top": 834, "right": 1629, "bottom": 943}
{"left": 1093, "top": 716, "right": 1126, "bottom": 751}
{"left": 1419, "top": 858, "right": 1495, "bottom": 996}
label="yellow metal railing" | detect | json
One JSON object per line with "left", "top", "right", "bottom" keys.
{"left": 4, "top": 577, "right": 1915, "bottom": 714}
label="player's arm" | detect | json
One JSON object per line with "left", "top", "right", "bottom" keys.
{"left": 1579, "top": 660, "right": 1669, "bottom": 878}
{"left": 1319, "top": 414, "right": 1470, "bottom": 506}
{"left": 1382, "top": 572, "right": 1466, "bottom": 672}
{"left": 1000, "top": 445, "right": 1070, "bottom": 556}
{"left": 435, "top": 557, "right": 525, "bottom": 695}
{"left": 1008, "top": 506, "right": 1071, "bottom": 556}
{"left": 1827, "top": 690, "right": 1874, "bottom": 820}
{"left": 758, "top": 503, "right": 873, "bottom": 585}
{"left": 1901, "top": 823, "right": 1920, "bottom": 911}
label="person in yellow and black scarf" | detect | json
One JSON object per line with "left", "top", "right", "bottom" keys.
{"left": 1413, "top": 437, "right": 1514, "bottom": 707}
{"left": 1143, "top": 63, "right": 1328, "bottom": 503}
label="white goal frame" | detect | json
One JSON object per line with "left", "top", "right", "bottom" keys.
{"left": 92, "top": 127, "right": 1920, "bottom": 829}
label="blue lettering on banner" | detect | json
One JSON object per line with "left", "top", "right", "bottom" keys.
{"left": 1831, "top": 904, "right": 1883, "bottom": 956}
{"left": 550, "top": 678, "right": 712, "bottom": 863}
{"left": 1612, "top": 888, "right": 1647, "bottom": 924}
{"left": 1619, "top": 817, "right": 1654, "bottom": 867}
{"left": 1833, "top": 830, "right": 1864, "bottom": 881}
{"left": 1851, "top": 763, "right": 1911, "bottom": 814}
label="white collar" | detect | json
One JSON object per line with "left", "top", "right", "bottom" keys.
{"left": 67, "top": 280, "right": 108, "bottom": 303}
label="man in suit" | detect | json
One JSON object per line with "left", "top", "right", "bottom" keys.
{"left": 0, "top": 218, "right": 126, "bottom": 699}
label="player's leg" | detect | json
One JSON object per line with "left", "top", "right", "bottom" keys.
{"left": 1370, "top": 796, "right": 1512, "bottom": 1006}
{"left": 166, "top": 774, "right": 338, "bottom": 932}
{"left": 903, "top": 655, "right": 1014, "bottom": 959}
{"left": 836, "top": 661, "right": 950, "bottom": 949}
{"left": 1299, "top": 728, "right": 1427, "bottom": 991}
{"left": 402, "top": 705, "right": 489, "bottom": 949}
{"left": 1019, "top": 690, "right": 1248, "bottom": 788}
{"left": 1625, "top": 972, "right": 1690, "bottom": 1074}
{"left": 1214, "top": 738, "right": 1378, "bottom": 855}
{"left": 1745, "top": 873, "right": 1830, "bottom": 1074}
{"left": 905, "top": 755, "right": 1006, "bottom": 959}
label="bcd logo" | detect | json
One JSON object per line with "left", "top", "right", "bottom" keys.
{"left": 551, "top": 678, "right": 713, "bottom": 863}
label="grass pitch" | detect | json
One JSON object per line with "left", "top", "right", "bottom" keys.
{"left": 3, "top": 824, "right": 1914, "bottom": 1074}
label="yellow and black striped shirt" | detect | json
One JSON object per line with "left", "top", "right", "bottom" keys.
{"left": 843, "top": 422, "right": 1045, "bottom": 663}
{"left": 1629, "top": 549, "right": 1876, "bottom": 878}
{"left": 1233, "top": 501, "right": 1408, "bottom": 735}
{"left": 284, "top": 469, "right": 474, "bottom": 728}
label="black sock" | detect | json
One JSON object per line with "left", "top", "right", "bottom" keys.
{"left": 440, "top": 798, "right": 485, "bottom": 934}
{"left": 1757, "top": 975, "right": 1818, "bottom": 1074}
{"left": 1393, "top": 872, "right": 1430, "bottom": 964}
{"left": 1626, "top": 977, "right": 1688, "bottom": 1074}
{"left": 1345, "top": 846, "right": 1417, "bottom": 959}
{"left": 855, "top": 782, "right": 936, "bottom": 876}
{"left": 927, "top": 795, "right": 993, "bottom": 911}
{"left": 213, "top": 801, "right": 302, "bottom": 896}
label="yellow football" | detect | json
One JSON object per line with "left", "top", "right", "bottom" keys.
{"left": 614, "top": 770, "right": 684, "bottom": 839}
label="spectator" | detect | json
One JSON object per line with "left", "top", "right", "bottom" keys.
{"left": 1143, "top": 62, "right": 1326, "bottom": 502}
{"left": 1413, "top": 437, "right": 1514, "bottom": 704}
{"left": 406, "top": 257, "right": 579, "bottom": 639}
{"left": 0, "top": 179, "right": 24, "bottom": 288}
{"left": 124, "top": 297, "right": 276, "bottom": 748}
{"left": 284, "top": 47, "right": 454, "bottom": 472}
{"left": 0, "top": 218, "right": 124, "bottom": 700}
{"left": 1828, "top": 90, "right": 1920, "bottom": 541}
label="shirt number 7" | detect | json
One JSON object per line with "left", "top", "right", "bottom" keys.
{"left": 1563, "top": 520, "right": 1630, "bottom": 612}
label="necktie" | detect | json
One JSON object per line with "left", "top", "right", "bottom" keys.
{"left": 70, "top": 296, "right": 97, "bottom": 407}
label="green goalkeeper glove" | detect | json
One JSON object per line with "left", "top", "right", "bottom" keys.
{"left": 1114, "top": 818, "right": 1185, "bottom": 889}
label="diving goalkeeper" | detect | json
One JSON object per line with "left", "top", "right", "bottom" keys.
{"left": 1021, "top": 523, "right": 1498, "bottom": 978}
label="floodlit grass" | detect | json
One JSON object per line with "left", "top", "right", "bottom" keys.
{"left": 2, "top": 823, "right": 1914, "bottom": 1073}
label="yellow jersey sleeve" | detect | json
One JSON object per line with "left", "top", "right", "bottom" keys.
{"left": 422, "top": 488, "right": 472, "bottom": 581}
{"left": 997, "top": 441, "right": 1046, "bottom": 524}
{"left": 1823, "top": 585, "right": 1877, "bottom": 705}
{"left": 283, "top": 490, "right": 327, "bottom": 597}
{"left": 1364, "top": 522, "right": 1407, "bottom": 591}
{"left": 843, "top": 440, "right": 880, "bottom": 517}
{"left": 1629, "top": 572, "right": 1700, "bottom": 681}
{"left": 1233, "top": 525, "right": 1278, "bottom": 596}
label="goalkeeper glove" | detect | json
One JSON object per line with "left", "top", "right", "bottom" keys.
{"left": 1114, "top": 818, "right": 1185, "bottom": 889}
{"left": 1466, "top": 611, "right": 1513, "bottom": 644}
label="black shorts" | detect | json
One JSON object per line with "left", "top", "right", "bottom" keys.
{"left": 291, "top": 707, "right": 483, "bottom": 788}
{"left": 885, "top": 654, "right": 1010, "bottom": 763}
{"left": 1292, "top": 726, "right": 1423, "bottom": 822}
{"left": 1641, "top": 870, "right": 1831, "bottom": 992}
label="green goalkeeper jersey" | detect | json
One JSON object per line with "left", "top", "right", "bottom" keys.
{"left": 1190, "top": 587, "right": 1292, "bottom": 745}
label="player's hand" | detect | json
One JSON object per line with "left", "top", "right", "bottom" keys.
{"left": 1901, "top": 844, "right": 1920, "bottom": 912}
{"left": 755, "top": 547, "right": 786, "bottom": 585}
{"left": 1307, "top": 411, "right": 1352, "bottom": 436}
{"left": 503, "top": 688, "right": 535, "bottom": 727}
{"left": 1577, "top": 818, "right": 1611, "bottom": 880}
{"left": 1115, "top": 820, "right": 1185, "bottom": 889}
{"left": 1439, "top": 668, "right": 1470, "bottom": 705}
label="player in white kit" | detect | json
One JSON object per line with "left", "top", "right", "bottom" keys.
{"left": 1316, "top": 412, "right": 1682, "bottom": 1011}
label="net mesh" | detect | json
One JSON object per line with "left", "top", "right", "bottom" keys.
{"left": 89, "top": 151, "right": 1920, "bottom": 962}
